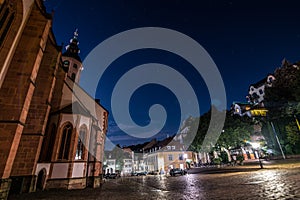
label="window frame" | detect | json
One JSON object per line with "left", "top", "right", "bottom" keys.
{"left": 58, "top": 123, "right": 73, "bottom": 160}
{"left": 75, "top": 125, "right": 87, "bottom": 160}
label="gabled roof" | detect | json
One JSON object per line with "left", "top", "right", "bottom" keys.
{"left": 249, "top": 77, "right": 268, "bottom": 88}
{"left": 249, "top": 73, "right": 274, "bottom": 89}
{"left": 142, "top": 139, "right": 157, "bottom": 150}
{"left": 49, "top": 76, "right": 108, "bottom": 127}
{"left": 142, "top": 136, "right": 179, "bottom": 152}
{"left": 64, "top": 77, "right": 108, "bottom": 114}
{"left": 156, "top": 136, "right": 174, "bottom": 148}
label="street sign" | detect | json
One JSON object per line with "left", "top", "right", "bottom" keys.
{"left": 250, "top": 109, "right": 268, "bottom": 117}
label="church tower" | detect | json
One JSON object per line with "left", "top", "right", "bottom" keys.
{"left": 0, "top": 2, "right": 108, "bottom": 198}
{"left": 62, "top": 29, "right": 83, "bottom": 83}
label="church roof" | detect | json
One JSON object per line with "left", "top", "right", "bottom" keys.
{"left": 52, "top": 101, "right": 92, "bottom": 117}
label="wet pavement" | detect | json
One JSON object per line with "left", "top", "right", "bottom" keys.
{"left": 9, "top": 159, "right": 300, "bottom": 200}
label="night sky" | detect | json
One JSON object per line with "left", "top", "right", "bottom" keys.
{"left": 45, "top": 0, "right": 300, "bottom": 148}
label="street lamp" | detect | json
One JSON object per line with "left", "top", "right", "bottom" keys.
{"left": 231, "top": 102, "right": 286, "bottom": 160}
{"left": 250, "top": 142, "right": 260, "bottom": 149}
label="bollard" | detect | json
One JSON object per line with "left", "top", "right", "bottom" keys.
{"left": 259, "top": 157, "right": 263, "bottom": 169}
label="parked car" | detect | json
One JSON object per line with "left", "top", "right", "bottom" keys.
{"left": 169, "top": 168, "right": 187, "bottom": 176}
{"left": 131, "top": 171, "right": 147, "bottom": 176}
{"left": 148, "top": 171, "right": 159, "bottom": 175}
{"left": 104, "top": 173, "right": 119, "bottom": 179}
{"left": 131, "top": 172, "right": 138, "bottom": 176}
{"left": 109, "top": 173, "right": 119, "bottom": 179}
{"left": 103, "top": 173, "right": 110, "bottom": 179}
{"left": 137, "top": 171, "right": 147, "bottom": 176}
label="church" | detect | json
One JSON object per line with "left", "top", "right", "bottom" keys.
{"left": 0, "top": 0, "right": 108, "bottom": 199}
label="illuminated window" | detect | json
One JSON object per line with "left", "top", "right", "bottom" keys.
{"left": 75, "top": 126, "right": 86, "bottom": 160}
{"left": 63, "top": 60, "right": 70, "bottom": 67}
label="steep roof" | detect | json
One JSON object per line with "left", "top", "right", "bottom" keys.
{"left": 52, "top": 101, "right": 92, "bottom": 117}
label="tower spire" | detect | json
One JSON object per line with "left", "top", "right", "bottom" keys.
{"left": 74, "top": 28, "right": 79, "bottom": 39}
{"left": 63, "top": 29, "right": 81, "bottom": 62}
{"left": 62, "top": 29, "right": 83, "bottom": 83}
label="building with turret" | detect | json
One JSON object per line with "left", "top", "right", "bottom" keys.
{"left": 62, "top": 29, "right": 83, "bottom": 83}
{"left": 0, "top": 1, "right": 108, "bottom": 199}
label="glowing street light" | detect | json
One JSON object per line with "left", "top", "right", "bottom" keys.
{"left": 250, "top": 142, "right": 260, "bottom": 149}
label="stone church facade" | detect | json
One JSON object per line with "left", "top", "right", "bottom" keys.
{"left": 0, "top": 0, "right": 108, "bottom": 199}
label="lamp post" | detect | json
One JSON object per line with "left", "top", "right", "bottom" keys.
{"left": 258, "top": 155, "right": 263, "bottom": 169}
{"left": 270, "top": 121, "right": 286, "bottom": 159}
{"left": 294, "top": 114, "right": 300, "bottom": 132}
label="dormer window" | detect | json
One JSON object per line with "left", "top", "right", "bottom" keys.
{"left": 268, "top": 77, "right": 273, "bottom": 83}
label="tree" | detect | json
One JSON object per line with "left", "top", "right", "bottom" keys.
{"left": 285, "top": 122, "right": 300, "bottom": 154}
{"left": 187, "top": 107, "right": 219, "bottom": 152}
{"left": 217, "top": 113, "right": 253, "bottom": 149}
{"left": 263, "top": 62, "right": 300, "bottom": 155}
{"left": 188, "top": 108, "right": 253, "bottom": 157}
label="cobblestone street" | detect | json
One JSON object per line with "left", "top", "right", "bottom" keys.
{"left": 9, "top": 159, "right": 300, "bottom": 200}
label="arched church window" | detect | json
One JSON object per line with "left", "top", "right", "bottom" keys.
{"left": 0, "top": 8, "right": 9, "bottom": 27}
{"left": 58, "top": 123, "right": 73, "bottom": 160}
{"left": 75, "top": 125, "right": 87, "bottom": 160}
{"left": 0, "top": 0, "right": 15, "bottom": 47}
